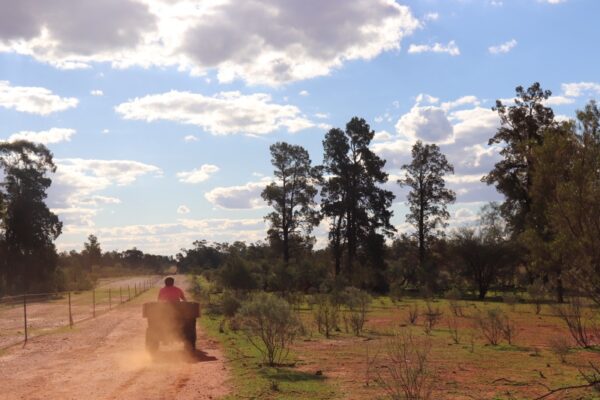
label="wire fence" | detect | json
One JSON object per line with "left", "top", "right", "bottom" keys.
{"left": 0, "top": 276, "right": 161, "bottom": 350}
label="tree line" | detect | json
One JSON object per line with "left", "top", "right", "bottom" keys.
{"left": 179, "top": 82, "right": 600, "bottom": 304}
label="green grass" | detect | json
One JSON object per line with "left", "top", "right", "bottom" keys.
{"left": 199, "top": 313, "right": 338, "bottom": 400}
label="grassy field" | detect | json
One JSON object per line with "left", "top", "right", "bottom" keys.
{"left": 201, "top": 293, "right": 600, "bottom": 400}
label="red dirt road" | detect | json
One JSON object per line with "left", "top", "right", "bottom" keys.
{"left": 0, "top": 289, "right": 230, "bottom": 400}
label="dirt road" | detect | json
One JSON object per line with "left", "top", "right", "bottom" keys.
{"left": 0, "top": 287, "right": 231, "bottom": 400}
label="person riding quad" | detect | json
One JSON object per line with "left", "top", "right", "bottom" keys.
{"left": 158, "top": 277, "right": 186, "bottom": 302}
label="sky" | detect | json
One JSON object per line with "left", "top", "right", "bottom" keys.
{"left": 1, "top": 0, "right": 599, "bottom": 255}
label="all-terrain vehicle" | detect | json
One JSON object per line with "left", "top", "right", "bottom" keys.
{"left": 142, "top": 301, "right": 200, "bottom": 353}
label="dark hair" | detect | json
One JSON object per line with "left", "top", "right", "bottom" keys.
{"left": 164, "top": 277, "right": 175, "bottom": 287}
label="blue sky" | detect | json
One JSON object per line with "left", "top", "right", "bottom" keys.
{"left": 0, "top": 0, "right": 598, "bottom": 255}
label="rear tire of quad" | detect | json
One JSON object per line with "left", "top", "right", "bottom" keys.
{"left": 146, "top": 329, "right": 159, "bottom": 354}
{"left": 183, "top": 321, "right": 196, "bottom": 353}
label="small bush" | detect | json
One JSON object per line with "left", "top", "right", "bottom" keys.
{"left": 501, "top": 316, "right": 517, "bottom": 345}
{"left": 548, "top": 336, "right": 570, "bottom": 363}
{"left": 375, "top": 330, "right": 436, "bottom": 400}
{"left": 447, "top": 316, "right": 460, "bottom": 344}
{"left": 221, "top": 290, "right": 242, "bottom": 318}
{"left": 423, "top": 302, "right": 443, "bottom": 335}
{"left": 554, "top": 298, "right": 598, "bottom": 348}
{"left": 445, "top": 288, "right": 464, "bottom": 317}
{"left": 407, "top": 304, "right": 419, "bottom": 325}
{"left": 476, "top": 308, "right": 505, "bottom": 345}
{"left": 343, "top": 287, "right": 372, "bottom": 336}
{"left": 314, "top": 295, "right": 339, "bottom": 338}
{"left": 237, "top": 293, "right": 300, "bottom": 366}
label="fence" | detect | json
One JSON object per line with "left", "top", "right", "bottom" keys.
{"left": 0, "top": 276, "right": 160, "bottom": 349}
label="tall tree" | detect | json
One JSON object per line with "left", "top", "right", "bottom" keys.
{"left": 82, "top": 234, "right": 102, "bottom": 270}
{"left": 399, "top": 141, "right": 455, "bottom": 288}
{"left": 483, "top": 82, "right": 555, "bottom": 235}
{"left": 321, "top": 117, "right": 395, "bottom": 279}
{"left": 261, "top": 142, "right": 321, "bottom": 264}
{"left": 0, "top": 140, "right": 62, "bottom": 293}
{"left": 530, "top": 101, "right": 600, "bottom": 304}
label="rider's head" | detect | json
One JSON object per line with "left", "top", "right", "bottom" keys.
{"left": 164, "top": 277, "right": 175, "bottom": 287}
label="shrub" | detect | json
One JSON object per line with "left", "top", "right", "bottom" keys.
{"left": 237, "top": 293, "right": 300, "bottom": 366}
{"left": 447, "top": 316, "right": 460, "bottom": 344}
{"left": 407, "top": 304, "right": 419, "bottom": 325}
{"left": 423, "top": 302, "right": 443, "bottom": 335}
{"left": 476, "top": 308, "right": 505, "bottom": 345}
{"left": 375, "top": 330, "right": 436, "bottom": 400}
{"left": 501, "top": 316, "right": 517, "bottom": 345}
{"left": 314, "top": 295, "right": 339, "bottom": 338}
{"left": 554, "top": 297, "right": 598, "bottom": 348}
{"left": 221, "top": 290, "right": 242, "bottom": 318}
{"left": 548, "top": 336, "right": 570, "bottom": 363}
{"left": 445, "top": 287, "right": 464, "bottom": 317}
{"left": 343, "top": 287, "right": 372, "bottom": 336}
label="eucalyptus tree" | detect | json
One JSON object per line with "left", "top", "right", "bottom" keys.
{"left": 399, "top": 141, "right": 455, "bottom": 288}
{"left": 262, "top": 142, "right": 321, "bottom": 264}
{"left": 0, "top": 140, "right": 62, "bottom": 292}
{"left": 321, "top": 117, "right": 395, "bottom": 279}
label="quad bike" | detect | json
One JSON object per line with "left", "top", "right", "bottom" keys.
{"left": 142, "top": 301, "right": 200, "bottom": 353}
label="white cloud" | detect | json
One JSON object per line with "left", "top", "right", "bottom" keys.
{"left": 314, "top": 112, "right": 329, "bottom": 119}
{"left": 395, "top": 105, "right": 454, "bottom": 143}
{"left": 56, "top": 218, "right": 267, "bottom": 255}
{"left": 90, "top": 89, "right": 103, "bottom": 96}
{"left": 0, "top": 80, "right": 78, "bottom": 115}
{"left": 102, "top": 129, "right": 110, "bottom": 134}
{"left": 415, "top": 93, "right": 439, "bottom": 105}
{"left": 561, "top": 82, "right": 600, "bottom": 97}
{"left": 0, "top": 0, "right": 420, "bottom": 85}
{"left": 176, "top": 164, "right": 219, "bottom": 184}
{"left": 183, "top": 134, "right": 198, "bottom": 142}
{"left": 544, "top": 96, "right": 575, "bottom": 106}
{"left": 423, "top": 12, "right": 439, "bottom": 21}
{"left": 373, "top": 130, "right": 394, "bottom": 142}
{"left": 408, "top": 41, "right": 460, "bottom": 56}
{"left": 539, "top": 0, "right": 566, "bottom": 4}
{"left": 442, "top": 96, "right": 480, "bottom": 111}
{"left": 48, "top": 158, "right": 162, "bottom": 227}
{"left": 116, "top": 90, "right": 315, "bottom": 135}
{"left": 6, "top": 128, "right": 75, "bottom": 144}
{"left": 299, "top": 90, "right": 309, "bottom": 97}
{"left": 450, "top": 106, "right": 499, "bottom": 145}
{"left": 204, "top": 178, "right": 270, "bottom": 209}
{"left": 177, "top": 205, "right": 190, "bottom": 214}
{"left": 488, "top": 39, "right": 517, "bottom": 54}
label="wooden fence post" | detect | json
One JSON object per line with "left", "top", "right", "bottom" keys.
{"left": 128, "top": 285, "right": 131, "bottom": 301}
{"left": 109, "top": 288, "right": 112, "bottom": 310}
{"left": 92, "top": 290, "right": 96, "bottom": 318}
{"left": 23, "top": 294, "right": 28, "bottom": 342}
{"left": 120, "top": 287, "right": 123, "bottom": 303}
{"left": 68, "top": 292, "right": 73, "bottom": 328}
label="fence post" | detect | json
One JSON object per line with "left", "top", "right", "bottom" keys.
{"left": 68, "top": 292, "right": 73, "bottom": 328}
{"left": 23, "top": 294, "right": 28, "bottom": 342}
{"left": 120, "top": 287, "right": 123, "bottom": 303}
{"left": 92, "top": 289, "right": 96, "bottom": 318}
{"left": 128, "top": 285, "right": 131, "bottom": 301}
{"left": 109, "top": 288, "right": 112, "bottom": 310}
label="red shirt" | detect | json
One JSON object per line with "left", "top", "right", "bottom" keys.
{"left": 158, "top": 286, "right": 186, "bottom": 302}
